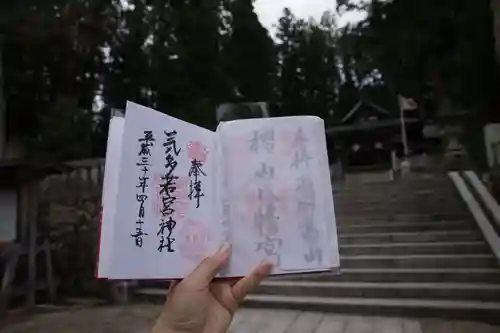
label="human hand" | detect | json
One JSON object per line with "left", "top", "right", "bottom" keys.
{"left": 151, "top": 245, "right": 274, "bottom": 333}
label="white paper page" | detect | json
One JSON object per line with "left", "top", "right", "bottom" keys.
{"left": 97, "top": 116, "right": 125, "bottom": 278}
{"left": 105, "top": 102, "right": 221, "bottom": 279}
{"left": 315, "top": 122, "right": 340, "bottom": 268}
{"left": 217, "top": 116, "right": 339, "bottom": 277}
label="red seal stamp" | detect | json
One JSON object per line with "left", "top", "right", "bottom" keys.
{"left": 179, "top": 220, "right": 211, "bottom": 261}
{"left": 187, "top": 141, "right": 208, "bottom": 162}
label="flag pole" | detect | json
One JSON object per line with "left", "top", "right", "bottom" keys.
{"left": 399, "top": 96, "right": 409, "bottom": 158}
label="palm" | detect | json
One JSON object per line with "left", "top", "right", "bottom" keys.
{"left": 161, "top": 281, "right": 236, "bottom": 333}
{"left": 152, "top": 246, "right": 272, "bottom": 333}
{"left": 203, "top": 284, "right": 234, "bottom": 333}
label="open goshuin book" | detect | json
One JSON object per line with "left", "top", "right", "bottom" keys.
{"left": 97, "top": 102, "right": 339, "bottom": 279}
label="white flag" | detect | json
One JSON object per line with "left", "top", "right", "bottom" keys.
{"left": 398, "top": 95, "right": 418, "bottom": 111}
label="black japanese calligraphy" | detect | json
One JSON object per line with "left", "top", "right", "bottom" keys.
{"left": 138, "top": 130, "right": 155, "bottom": 156}
{"left": 188, "top": 159, "right": 206, "bottom": 209}
{"left": 132, "top": 131, "right": 155, "bottom": 247}
{"left": 158, "top": 130, "right": 180, "bottom": 253}
{"left": 157, "top": 217, "right": 177, "bottom": 252}
{"left": 131, "top": 220, "right": 148, "bottom": 247}
{"left": 164, "top": 131, "right": 181, "bottom": 156}
{"left": 159, "top": 175, "right": 178, "bottom": 216}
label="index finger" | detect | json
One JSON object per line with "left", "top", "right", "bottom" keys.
{"left": 183, "top": 244, "right": 231, "bottom": 286}
{"left": 231, "top": 261, "right": 273, "bottom": 303}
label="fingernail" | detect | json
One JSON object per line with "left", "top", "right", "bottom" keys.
{"left": 260, "top": 260, "right": 274, "bottom": 275}
{"left": 215, "top": 243, "right": 231, "bottom": 256}
{"left": 266, "top": 262, "right": 275, "bottom": 273}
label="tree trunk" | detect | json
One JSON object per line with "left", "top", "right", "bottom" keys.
{"left": 487, "top": 0, "right": 500, "bottom": 123}
{"left": 0, "top": 35, "right": 5, "bottom": 159}
{"left": 492, "top": 0, "right": 500, "bottom": 66}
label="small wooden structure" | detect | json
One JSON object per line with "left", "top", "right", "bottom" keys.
{"left": 327, "top": 98, "right": 423, "bottom": 173}
{"left": 0, "top": 159, "right": 72, "bottom": 316}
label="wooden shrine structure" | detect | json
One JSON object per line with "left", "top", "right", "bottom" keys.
{"left": 326, "top": 99, "right": 424, "bottom": 174}
{"left": 0, "top": 159, "right": 72, "bottom": 317}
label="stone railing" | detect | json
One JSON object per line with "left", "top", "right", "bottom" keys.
{"left": 449, "top": 171, "right": 500, "bottom": 261}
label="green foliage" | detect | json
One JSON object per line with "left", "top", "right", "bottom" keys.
{"left": 44, "top": 197, "right": 103, "bottom": 297}
{"left": 337, "top": 0, "right": 498, "bottom": 167}
{"left": 31, "top": 95, "right": 94, "bottom": 160}
{"left": 3, "top": 0, "right": 499, "bottom": 301}
{"left": 223, "top": 0, "right": 276, "bottom": 102}
{"left": 340, "top": 0, "right": 498, "bottom": 121}
{"left": 275, "top": 9, "right": 340, "bottom": 125}
{"left": 1, "top": 0, "right": 111, "bottom": 158}
{"left": 1, "top": 0, "right": 499, "bottom": 160}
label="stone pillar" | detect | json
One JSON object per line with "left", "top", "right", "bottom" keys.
{"left": 400, "top": 159, "right": 411, "bottom": 178}
{"left": 484, "top": 123, "right": 500, "bottom": 168}
{"left": 442, "top": 125, "right": 470, "bottom": 171}
{"left": 391, "top": 150, "right": 398, "bottom": 172}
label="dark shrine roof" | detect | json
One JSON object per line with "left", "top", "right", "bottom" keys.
{"left": 327, "top": 118, "right": 420, "bottom": 136}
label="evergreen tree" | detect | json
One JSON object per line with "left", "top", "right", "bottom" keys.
{"left": 1, "top": 0, "right": 111, "bottom": 159}
{"left": 275, "top": 8, "right": 305, "bottom": 116}
{"left": 162, "top": 0, "right": 227, "bottom": 128}
{"left": 276, "top": 8, "right": 340, "bottom": 123}
{"left": 223, "top": 0, "right": 276, "bottom": 102}
{"left": 299, "top": 12, "right": 339, "bottom": 124}
{"left": 102, "top": 0, "right": 152, "bottom": 111}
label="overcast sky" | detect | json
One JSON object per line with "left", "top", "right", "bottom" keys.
{"left": 254, "top": 0, "right": 366, "bottom": 35}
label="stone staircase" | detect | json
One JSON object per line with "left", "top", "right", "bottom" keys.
{"left": 244, "top": 175, "right": 500, "bottom": 322}
{"left": 135, "top": 174, "right": 500, "bottom": 322}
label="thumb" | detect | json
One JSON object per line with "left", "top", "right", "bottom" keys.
{"left": 184, "top": 244, "right": 231, "bottom": 286}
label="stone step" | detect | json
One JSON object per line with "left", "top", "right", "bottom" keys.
{"left": 335, "top": 202, "right": 467, "bottom": 213}
{"left": 335, "top": 205, "right": 466, "bottom": 215}
{"left": 334, "top": 188, "right": 458, "bottom": 199}
{"left": 334, "top": 194, "right": 463, "bottom": 203}
{"left": 336, "top": 179, "right": 454, "bottom": 191}
{"left": 334, "top": 195, "right": 460, "bottom": 205}
{"left": 337, "top": 221, "right": 473, "bottom": 234}
{"left": 257, "top": 281, "right": 500, "bottom": 302}
{"left": 335, "top": 203, "right": 464, "bottom": 214}
{"left": 339, "top": 230, "right": 483, "bottom": 245}
{"left": 339, "top": 241, "right": 490, "bottom": 255}
{"left": 335, "top": 186, "right": 458, "bottom": 198}
{"left": 337, "top": 213, "right": 470, "bottom": 224}
{"left": 278, "top": 268, "right": 500, "bottom": 283}
{"left": 243, "top": 294, "right": 500, "bottom": 323}
{"left": 335, "top": 213, "right": 470, "bottom": 223}
{"left": 339, "top": 254, "right": 497, "bottom": 269}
